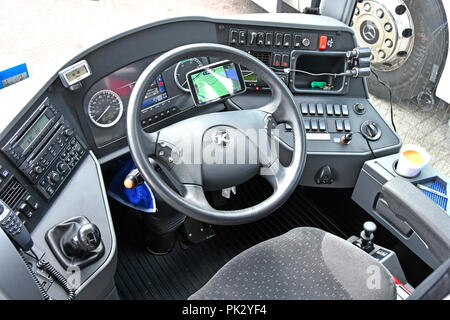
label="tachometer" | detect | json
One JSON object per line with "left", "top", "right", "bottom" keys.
{"left": 88, "top": 90, "right": 123, "bottom": 128}
{"left": 174, "top": 58, "right": 203, "bottom": 92}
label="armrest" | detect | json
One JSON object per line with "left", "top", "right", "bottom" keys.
{"left": 382, "top": 177, "right": 450, "bottom": 264}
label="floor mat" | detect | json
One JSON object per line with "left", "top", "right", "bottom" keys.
{"left": 112, "top": 183, "right": 349, "bottom": 300}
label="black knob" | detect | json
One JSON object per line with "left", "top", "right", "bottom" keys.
{"left": 353, "top": 103, "right": 365, "bottom": 114}
{"left": 48, "top": 171, "right": 60, "bottom": 184}
{"left": 64, "top": 128, "right": 74, "bottom": 137}
{"left": 57, "top": 162, "right": 69, "bottom": 172}
{"left": 360, "top": 121, "right": 381, "bottom": 141}
{"left": 33, "top": 166, "right": 43, "bottom": 174}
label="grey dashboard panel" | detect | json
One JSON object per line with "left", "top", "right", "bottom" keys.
{"left": 0, "top": 229, "right": 43, "bottom": 300}
{"left": 352, "top": 154, "right": 450, "bottom": 269}
{"left": 29, "top": 152, "right": 116, "bottom": 299}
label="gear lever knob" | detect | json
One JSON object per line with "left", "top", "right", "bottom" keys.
{"left": 68, "top": 223, "right": 101, "bottom": 255}
{"left": 362, "top": 221, "right": 377, "bottom": 240}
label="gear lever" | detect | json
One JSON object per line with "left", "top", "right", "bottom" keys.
{"left": 360, "top": 221, "right": 377, "bottom": 253}
{"left": 64, "top": 223, "right": 101, "bottom": 257}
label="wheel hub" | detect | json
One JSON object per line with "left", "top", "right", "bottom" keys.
{"left": 352, "top": 0, "right": 414, "bottom": 71}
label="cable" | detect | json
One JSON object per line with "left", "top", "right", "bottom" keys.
{"left": 19, "top": 248, "right": 76, "bottom": 300}
{"left": 36, "top": 259, "right": 76, "bottom": 300}
{"left": 372, "top": 71, "right": 397, "bottom": 132}
{"left": 18, "top": 249, "right": 51, "bottom": 300}
{"left": 354, "top": 131, "right": 376, "bottom": 159}
{"left": 283, "top": 67, "right": 348, "bottom": 78}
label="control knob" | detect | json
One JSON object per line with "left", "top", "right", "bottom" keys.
{"left": 360, "top": 121, "right": 382, "bottom": 141}
{"left": 48, "top": 171, "right": 61, "bottom": 184}
{"left": 57, "top": 161, "right": 69, "bottom": 172}
{"left": 33, "top": 166, "right": 43, "bottom": 174}
{"left": 353, "top": 103, "right": 365, "bottom": 114}
{"left": 302, "top": 38, "right": 311, "bottom": 47}
{"left": 63, "top": 128, "right": 74, "bottom": 137}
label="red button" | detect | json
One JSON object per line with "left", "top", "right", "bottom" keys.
{"left": 319, "top": 35, "right": 327, "bottom": 50}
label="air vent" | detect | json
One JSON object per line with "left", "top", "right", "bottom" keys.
{"left": 0, "top": 178, "right": 26, "bottom": 209}
{"left": 249, "top": 51, "right": 272, "bottom": 66}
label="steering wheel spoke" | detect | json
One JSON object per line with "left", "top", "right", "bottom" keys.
{"left": 259, "top": 161, "right": 290, "bottom": 193}
{"left": 140, "top": 130, "right": 159, "bottom": 157}
{"left": 180, "top": 184, "right": 214, "bottom": 210}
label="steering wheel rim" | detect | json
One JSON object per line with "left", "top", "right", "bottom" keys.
{"left": 127, "top": 43, "right": 306, "bottom": 225}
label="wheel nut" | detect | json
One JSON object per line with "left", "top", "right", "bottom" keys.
{"left": 376, "top": 9, "right": 384, "bottom": 18}
{"left": 385, "top": 39, "right": 393, "bottom": 48}
{"left": 364, "top": 3, "right": 371, "bottom": 12}
{"left": 378, "top": 50, "right": 386, "bottom": 59}
{"left": 384, "top": 23, "right": 393, "bottom": 32}
{"left": 354, "top": 7, "right": 360, "bottom": 15}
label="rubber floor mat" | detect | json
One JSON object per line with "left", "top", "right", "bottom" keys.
{"left": 113, "top": 183, "right": 349, "bottom": 300}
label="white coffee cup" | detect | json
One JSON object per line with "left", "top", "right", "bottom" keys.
{"left": 396, "top": 144, "right": 430, "bottom": 178}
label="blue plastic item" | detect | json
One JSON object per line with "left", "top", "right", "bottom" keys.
{"left": 107, "top": 158, "right": 156, "bottom": 213}
{"left": 421, "top": 181, "right": 448, "bottom": 214}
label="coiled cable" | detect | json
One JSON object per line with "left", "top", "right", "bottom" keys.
{"left": 18, "top": 249, "right": 51, "bottom": 300}
{"left": 36, "top": 259, "right": 76, "bottom": 300}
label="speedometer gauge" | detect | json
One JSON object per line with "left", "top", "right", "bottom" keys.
{"left": 174, "top": 58, "right": 203, "bottom": 92}
{"left": 88, "top": 90, "right": 124, "bottom": 128}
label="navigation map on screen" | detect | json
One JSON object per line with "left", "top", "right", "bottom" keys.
{"left": 188, "top": 61, "right": 245, "bottom": 105}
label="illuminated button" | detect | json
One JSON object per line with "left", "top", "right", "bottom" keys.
{"left": 319, "top": 35, "right": 328, "bottom": 50}
{"left": 273, "top": 54, "right": 281, "bottom": 68}
{"left": 265, "top": 32, "right": 273, "bottom": 46}
{"left": 293, "top": 34, "right": 302, "bottom": 48}
{"left": 281, "top": 54, "right": 290, "bottom": 68}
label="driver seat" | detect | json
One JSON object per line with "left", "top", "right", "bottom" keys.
{"left": 189, "top": 227, "right": 396, "bottom": 300}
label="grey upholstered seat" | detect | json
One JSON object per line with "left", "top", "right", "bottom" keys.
{"left": 189, "top": 227, "right": 396, "bottom": 300}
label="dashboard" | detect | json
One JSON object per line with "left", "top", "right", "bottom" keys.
{"left": 0, "top": 14, "right": 402, "bottom": 299}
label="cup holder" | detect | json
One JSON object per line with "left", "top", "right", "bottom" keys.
{"left": 392, "top": 159, "right": 420, "bottom": 179}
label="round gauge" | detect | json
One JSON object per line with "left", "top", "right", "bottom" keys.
{"left": 88, "top": 90, "right": 123, "bottom": 128}
{"left": 174, "top": 58, "right": 203, "bottom": 92}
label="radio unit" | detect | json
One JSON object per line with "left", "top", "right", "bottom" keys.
{"left": 2, "top": 97, "right": 60, "bottom": 165}
{"left": 1, "top": 97, "right": 87, "bottom": 200}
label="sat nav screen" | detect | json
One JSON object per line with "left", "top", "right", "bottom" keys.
{"left": 187, "top": 61, "right": 245, "bottom": 106}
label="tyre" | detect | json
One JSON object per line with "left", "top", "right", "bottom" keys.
{"left": 352, "top": 0, "right": 449, "bottom": 102}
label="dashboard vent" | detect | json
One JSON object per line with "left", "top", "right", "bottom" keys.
{"left": 249, "top": 51, "right": 272, "bottom": 66}
{"left": 0, "top": 178, "right": 26, "bottom": 209}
